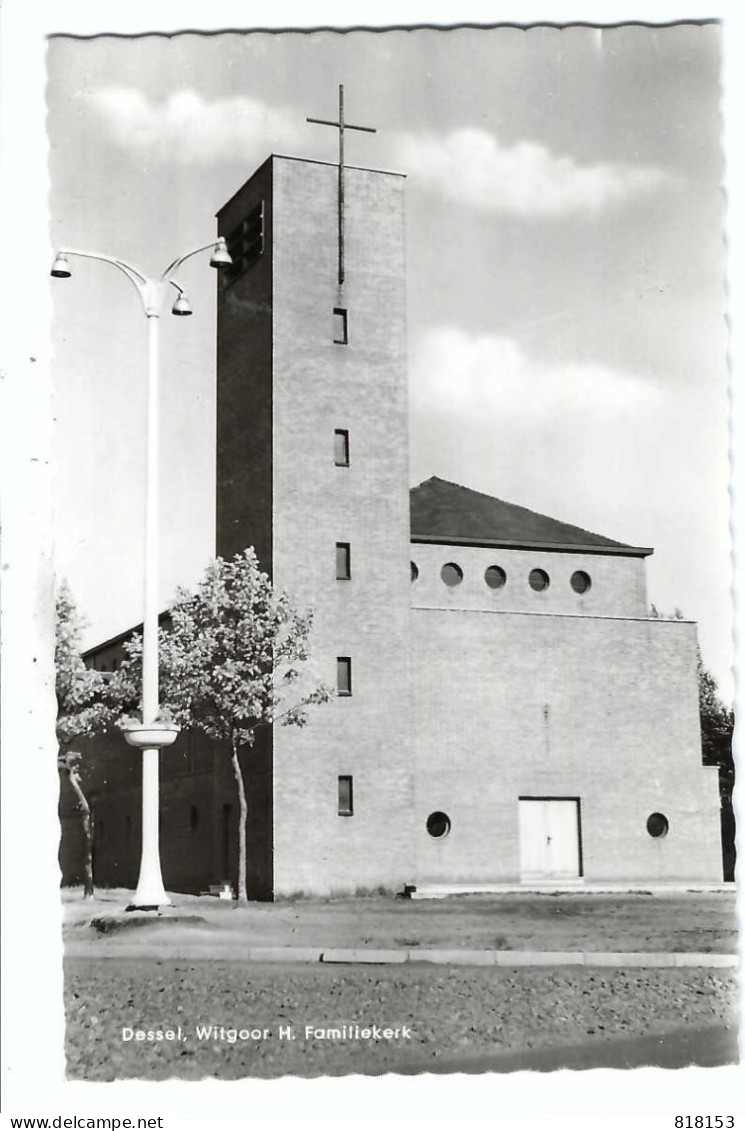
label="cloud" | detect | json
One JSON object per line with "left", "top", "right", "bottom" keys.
{"left": 393, "top": 128, "right": 670, "bottom": 216}
{"left": 87, "top": 88, "right": 306, "bottom": 164}
{"left": 408, "top": 325, "right": 668, "bottom": 551}
{"left": 85, "top": 90, "right": 668, "bottom": 218}
{"left": 410, "top": 325, "right": 658, "bottom": 421}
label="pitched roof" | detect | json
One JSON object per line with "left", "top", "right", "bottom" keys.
{"left": 409, "top": 477, "right": 652, "bottom": 557}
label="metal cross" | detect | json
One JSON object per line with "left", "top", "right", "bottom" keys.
{"left": 307, "top": 84, "right": 377, "bottom": 286}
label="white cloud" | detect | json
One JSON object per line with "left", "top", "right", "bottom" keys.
{"left": 409, "top": 325, "right": 664, "bottom": 566}
{"left": 393, "top": 128, "right": 670, "bottom": 216}
{"left": 87, "top": 88, "right": 306, "bottom": 164}
{"left": 410, "top": 325, "right": 657, "bottom": 421}
{"left": 85, "top": 91, "right": 668, "bottom": 217}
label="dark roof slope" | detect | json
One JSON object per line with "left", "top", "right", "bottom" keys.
{"left": 409, "top": 477, "right": 651, "bottom": 556}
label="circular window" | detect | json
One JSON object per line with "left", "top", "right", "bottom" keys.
{"left": 485, "top": 565, "right": 507, "bottom": 590}
{"left": 441, "top": 563, "right": 463, "bottom": 587}
{"left": 410, "top": 561, "right": 419, "bottom": 582}
{"left": 426, "top": 811, "right": 451, "bottom": 838}
{"left": 571, "top": 570, "right": 591, "bottom": 594}
{"left": 646, "top": 812, "right": 669, "bottom": 838}
{"left": 529, "top": 568, "right": 550, "bottom": 592}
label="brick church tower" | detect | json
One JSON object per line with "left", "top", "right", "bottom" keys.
{"left": 215, "top": 154, "right": 415, "bottom": 896}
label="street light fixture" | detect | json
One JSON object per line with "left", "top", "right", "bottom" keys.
{"left": 51, "top": 236, "right": 232, "bottom": 909}
{"left": 51, "top": 252, "right": 72, "bottom": 278}
{"left": 170, "top": 288, "right": 193, "bottom": 317}
{"left": 208, "top": 241, "right": 233, "bottom": 269}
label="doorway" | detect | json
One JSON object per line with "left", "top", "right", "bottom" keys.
{"left": 518, "top": 797, "right": 582, "bottom": 880}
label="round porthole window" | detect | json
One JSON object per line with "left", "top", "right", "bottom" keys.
{"left": 646, "top": 812, "right": 669, "bottom": 838}
{"left": 485, "top": 565, "right": 507, "bottom": 590}
{"left": 571, "top": 570, "right": 591, "bottom": 594}
{"left": 441, "top": 562, "right": 463, "bottom": 587}
{"left": 426, "top": 811, "right": 451, "bottom": 838}
{"left": 411, "top": 561, "right": 419, "bottom": 582}
{"left": 529, "top": 568, "right": 550, "bottom": 592}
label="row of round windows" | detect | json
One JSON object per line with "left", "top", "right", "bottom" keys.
{"left": 425, "top": 811, "right": 670, "bottom": 839}
{"left": 411, "top": 562, "right": 593, "bottom": 594}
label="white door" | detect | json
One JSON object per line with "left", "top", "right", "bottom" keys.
{"left": 519, "top": 799, "right": 581, "bottom": 880}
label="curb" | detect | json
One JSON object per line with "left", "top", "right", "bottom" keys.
{"left": 410, "top": 884, "right": 733, "bottom": 899}
{"left": 64, "top": 944, "right": 739, "bottom": 968}
{"left": 320, "top": 948, "right": 408, "bottom": 964}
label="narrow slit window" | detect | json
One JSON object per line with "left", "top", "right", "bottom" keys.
{"left": 336, "top": 542, "right": 351, "bottom": 580}
{"left": 333, "top": 307, "right": 348, "bottom": 344}
{"left": 334, "top": 429, "right": 350, "bottom": 467}
{"left": 337, "top": 656, "right": 352, "bottom": 696}
{"left": 221, "top": 200, "right": 264, "bottom": 287}
{"left": 338, "top": 775, "right": 354, "bottom": 816}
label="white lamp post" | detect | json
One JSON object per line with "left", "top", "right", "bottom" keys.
{"left": 51, "top": 238, "right": 232, "bottom": 909}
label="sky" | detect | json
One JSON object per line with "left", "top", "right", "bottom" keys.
{"left": 46, "top": 24, "right": 732, "bottom": 696}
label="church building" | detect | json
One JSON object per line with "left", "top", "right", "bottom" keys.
{"left": 59, "top": 147, "right": 723, "bottom": 898}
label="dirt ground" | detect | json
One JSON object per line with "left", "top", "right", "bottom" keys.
{"left": 62, "top": 887, "right": 739, "bottom": 953}
{"left": 64, "top": 958, "right": 739, "bottom": 1079}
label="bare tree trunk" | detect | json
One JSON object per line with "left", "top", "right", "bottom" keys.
{"left": 63, "top": 760, "right": 94, "bottom": 899}
{"left": 230, "top": 735, "right": 249, "bottom": 903}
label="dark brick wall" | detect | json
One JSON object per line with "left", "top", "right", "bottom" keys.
{"left": 214, "top": 156, "right": 277, "bottom": 899}
{"left": 211, "top": 728, "right": 274, "bottom": 901}
{"left": 58, "top": 810, "right": 89, "bottom": 886}
{"left": 59, "top": 730, "right": 221, "bottom": 895}
{"left": 58, "top": 728, "right": 142, "bottom": 890}
{"left": 216, "top": 156, "right": 274, "bottom": 573}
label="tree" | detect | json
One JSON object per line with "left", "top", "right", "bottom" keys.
{"left": 108, "top": 549, "right": 331, "bottom": 902}
{"left": 55, "top": 582, "right": 112, "bottom": 898}
{"left": 697, "top": 654, "right": 736, "bottom": 882}
{"left": 697, "top": 654, "right": 734, "bottom": 767}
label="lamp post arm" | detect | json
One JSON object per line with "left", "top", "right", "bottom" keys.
{"left": 160, "top": 240, "right": 223, "bottom": 282}
{"left": 58, "top": 247, "right": 150, "bottom": 308}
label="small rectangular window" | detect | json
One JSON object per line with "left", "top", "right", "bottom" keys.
{"left": 334, "top": 429, "right": 350, "bottom": 467}
{"left": 337, "top": 656, "right": 352, "bottom": 696}
{"left": 338, "top": 775, "right": 354, "bottom": 816}
{"left": 333, "top": 307, "right": 348, "bottom": 344}
{"left": 336, "top": 542, "right": 351, "bottom": 580}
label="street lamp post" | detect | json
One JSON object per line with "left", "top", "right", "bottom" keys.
{"left": 51, "top": 238, "right": 232, "bottom": 909}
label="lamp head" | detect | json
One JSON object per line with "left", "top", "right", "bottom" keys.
{"left": 171, "top": 293, "right": 193, "bottom": 317}
{"left": 209, "top": 238, "right": 232, "bottom": 269}
{"left": 51, "top": 252, "right": 72, "bottom": 279}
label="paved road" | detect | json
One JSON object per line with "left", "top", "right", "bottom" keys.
{"left": 65, "top": 958, "right": 738, "bottom": 1080}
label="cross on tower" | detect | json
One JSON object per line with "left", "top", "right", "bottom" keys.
{"left": 307, "top": 84, "right": 377, "bottom": 286}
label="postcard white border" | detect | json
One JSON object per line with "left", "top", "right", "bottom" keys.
{"left": 1, "top": 0, "right": 742, "bottom": 1121}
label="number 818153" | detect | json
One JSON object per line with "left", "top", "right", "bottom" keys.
{"left": 675, "top": 1119, "right": 734, "bottom": 1128}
